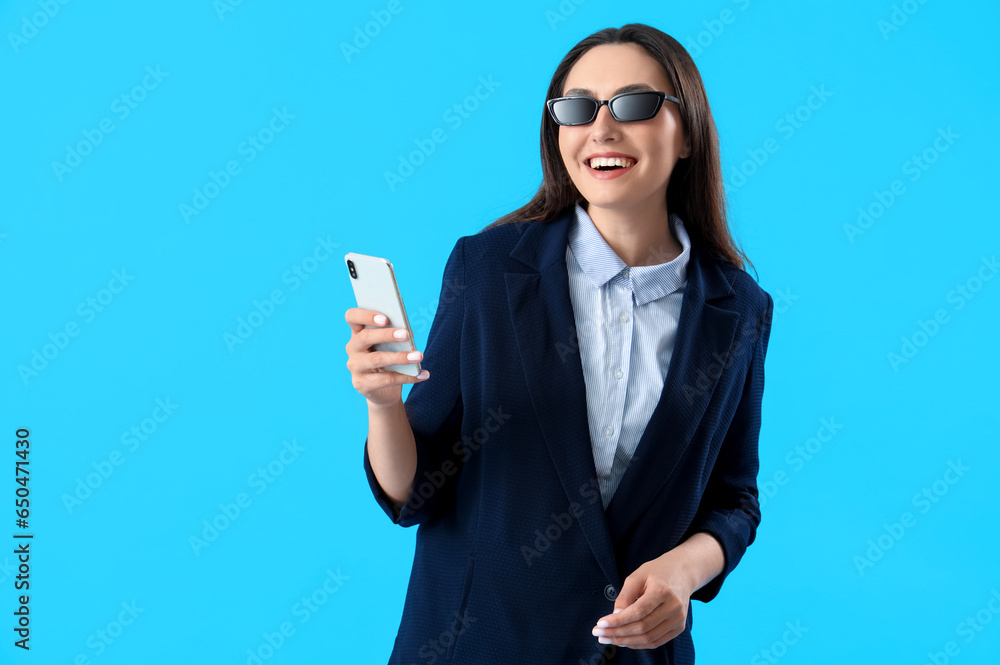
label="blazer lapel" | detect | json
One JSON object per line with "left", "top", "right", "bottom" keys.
{"left": 504, "top": 208, "right": 740, "bottom": 580}
{"left": 603, "top": 245, "right": 739, "bottom": 542}
{"left": 505, "top": 209, "right": 620, "bottom": 587}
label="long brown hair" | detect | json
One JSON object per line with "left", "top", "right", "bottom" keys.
{"left": 481, "top": 23, "right": 755, "bottom": 275}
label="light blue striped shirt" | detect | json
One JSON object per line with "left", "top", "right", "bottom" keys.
{"left": 565, "top": 203, "right": 691, "bottom": 509}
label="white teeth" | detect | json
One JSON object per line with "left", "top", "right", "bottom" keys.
{"left": 589, "top": 157, "right": 635, "bottom": 169}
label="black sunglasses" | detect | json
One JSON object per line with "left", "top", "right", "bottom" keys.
{"left": 546, "top": 91, "right": 681, "bottom": 126}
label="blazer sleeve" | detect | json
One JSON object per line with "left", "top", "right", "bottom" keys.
{"left": 688, "top": 290, "right": 774, "bottom": 602}
{"left": 362, "top": 236, "right": 466, "bottom": 527}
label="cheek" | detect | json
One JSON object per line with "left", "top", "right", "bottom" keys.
{"left": 557, "top": 131, "right": 575, "bottom": 164}
{"left": 635, "top": 127, "right": 677, "bottom": 164}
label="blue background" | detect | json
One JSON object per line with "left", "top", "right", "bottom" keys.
{"left": 2, "top": 0, "right": 998, "bottom": 663}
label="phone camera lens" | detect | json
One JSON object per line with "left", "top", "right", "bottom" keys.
{"left": 347, "top": 260, "right": 357, "bottom": 279}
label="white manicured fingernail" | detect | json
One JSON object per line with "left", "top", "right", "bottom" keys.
{"left": 374, "top": 314, "right": 387, "bottom": 324}
{"left": 407, "top": 351, "right": 421, "bottom": 361}
{"left": 393, "top": 329, "right": 407, "bottom": 339}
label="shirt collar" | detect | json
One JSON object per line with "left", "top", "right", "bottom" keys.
{"left": 568, "top": 202, "right": 690, "bottom": 306}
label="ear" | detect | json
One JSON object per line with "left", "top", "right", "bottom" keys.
{"left": 681, "top": 137, "right": 692, "bottom": 159}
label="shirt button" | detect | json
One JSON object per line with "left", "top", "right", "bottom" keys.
{"left": 604, "top": 584, "right": 617, "bottom": 601}
{"left": 603, "top": 426, "right": 613, "bottom": 437}
{"left": 619, "top": 313, "right": 628, "bottom": 323}
{"left": 615, "top": 368, "right": 623, "bottom": 379}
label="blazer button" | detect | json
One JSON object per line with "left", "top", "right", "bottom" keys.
{"left": 604, "top": 584, "right": 617, "bottom": 601}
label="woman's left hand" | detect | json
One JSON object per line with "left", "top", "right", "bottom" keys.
{"left": 590, "top": 548, "right": 695, "bottom": 650}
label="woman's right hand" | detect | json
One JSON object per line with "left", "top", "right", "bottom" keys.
{"left": 345, "top": 308, "right": 429, "bottom": 408}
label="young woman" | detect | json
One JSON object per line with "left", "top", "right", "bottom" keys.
{"left": 345, "top": 23, "right": 774, "bottom": 665}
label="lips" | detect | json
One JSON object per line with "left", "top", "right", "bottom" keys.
{"left": 584, "top": 151, "right": 637, "bottom": 164}
{"left": 583, "top": 152, "right": 638, "bottom": 179}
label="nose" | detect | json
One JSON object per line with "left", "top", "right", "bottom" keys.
{"left": 590, "top": 102, "right": 619, "bottom": 137}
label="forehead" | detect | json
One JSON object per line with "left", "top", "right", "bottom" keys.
{"left": 562, "top": 43, "right": 672, "bottom": 96}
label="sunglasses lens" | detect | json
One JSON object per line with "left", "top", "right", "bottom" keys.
{"left": 611, "top": 93, "right": 661, "bottom": 121}
{"left": 550, "top": 98, "right": 597, "bottom": 125}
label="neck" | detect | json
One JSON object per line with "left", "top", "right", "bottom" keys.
{"left": 584, "top": 198, "right": 681, "bottom": 267}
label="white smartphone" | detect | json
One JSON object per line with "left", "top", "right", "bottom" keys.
{"left": 344, "top": 252, "right": 421, "bottom": 377}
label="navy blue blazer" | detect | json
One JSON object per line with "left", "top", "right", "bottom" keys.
{"left": 363, "top": 206, "right": 774, "bottom": 665}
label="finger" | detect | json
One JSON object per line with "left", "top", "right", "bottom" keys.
{"left": 352, "top": 325, "right": 412, "bottom": 353}
{"left": 346, "top": 319, "right": 408, "bottom": 354}
{"left": 596, "top": 602, "right": 664, "bottom": 643}
{"left": 345, "top": 308, "right": 389, "bottom": 335}
{"left": 363, "top": 349, "right": 423, "bottom": 372}
{"left": 395, "top": 368, "right": 430, "bottom": 382}
{"left": 603, "top": 614, "right": 677, "bottom": 649}
{"left": 651, "top": 621, "right": 685, "bottom": 647}
{"left": 637, "top": 616, "right": 684, "bottom": 649}
{"left": 597, "top": 590, "right": 657, "bottom": 629}
{"left": 368, "top": 365, "right": 429, "bottom": 387}
{"left": 602, "top": 603, "right": 673, "bottom": 641}
{"left": 611, "top": 574, "right": 650, "bottom": 622}
{"left": 345, "top": 308, "right": 389, "bottom": 334}
{"left": 606, "top": 597, "right": 686, "bottom": 643}
{"left": 366, "top": 368, "right": 430, "bottom": 394}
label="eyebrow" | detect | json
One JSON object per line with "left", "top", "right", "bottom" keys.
{"left": 562, "top": 83, "right": 656, "bottom": 97}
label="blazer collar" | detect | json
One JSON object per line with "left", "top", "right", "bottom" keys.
{"left": 505, "top": 207, "right": 740, "bottom": 583}
{"left": 568, "top": 203, "right": 692, "bottom": 306}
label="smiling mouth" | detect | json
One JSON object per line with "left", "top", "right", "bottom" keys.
{"left": 587, "top": 157, "right": 637, "bottom": 171}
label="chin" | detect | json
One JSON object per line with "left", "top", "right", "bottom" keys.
{"left": 578, "top": 186, "right": 640, "bottom": 204}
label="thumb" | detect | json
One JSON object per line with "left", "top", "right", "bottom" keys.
{"left": 614, "top": 568, "right": 649, "bottom": 613}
